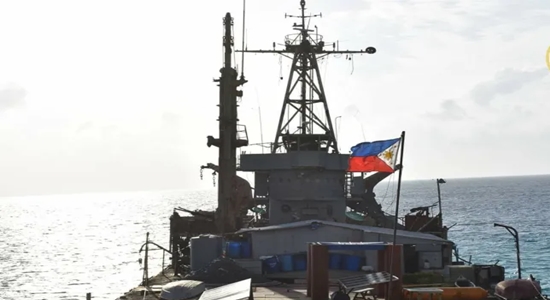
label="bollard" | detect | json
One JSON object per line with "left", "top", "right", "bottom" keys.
{"left": 86, "top": 292, "right": 91, "bottom": 300}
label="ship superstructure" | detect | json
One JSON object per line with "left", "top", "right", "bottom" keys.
{"left": 237, "top": 0, "right": 382, "bottom": 226}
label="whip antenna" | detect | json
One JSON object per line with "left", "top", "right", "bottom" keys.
{"left": 240, "top": 0, "right": 246, "bottom": 79}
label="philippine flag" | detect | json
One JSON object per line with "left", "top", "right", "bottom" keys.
{"left": 347, "top": 137, "right": 401, "bottom": 173}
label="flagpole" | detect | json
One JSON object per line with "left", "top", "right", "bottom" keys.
{"left": 387, "top": 130, "right": 405, "bottom": 300}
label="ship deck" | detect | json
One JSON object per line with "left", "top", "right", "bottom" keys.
{"left": 115, "top": 269, "right": 502, "bottom": 300}
{"left": 119, "top": 285, "right": 342, "bottom": 300}
{"left": 116, "top": 268, "right": 343, "bottom": 300}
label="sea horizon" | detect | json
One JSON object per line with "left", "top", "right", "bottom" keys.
{"left": 2, "top": 173, "right": 549, "bottom": 199}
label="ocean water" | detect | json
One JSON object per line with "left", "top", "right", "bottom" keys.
{"left": 0, "top": 175, "right": 549, "bottom": 299}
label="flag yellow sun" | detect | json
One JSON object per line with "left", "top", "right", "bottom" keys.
{"left": 382, "top": 149, "right": 394, "bottom": 161}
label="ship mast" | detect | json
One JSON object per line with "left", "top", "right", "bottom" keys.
{"left": 238, "top": 0, "right": 375, "bottom": 154}
{"left": 207, "top": 13, "right": 248, "bottom": 234}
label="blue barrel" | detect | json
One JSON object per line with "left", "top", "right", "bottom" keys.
{"left": 279, "top": 254, "right": 293, "bottom": 272}
{"left": 329, "top": 253, "right": 343, "bottom": 269}
{"left": 262, "top": 256, "right": 280, "bottom": 273}
{"left": 225, "top": 242, "right": 241, "bottom": 259}
{"left": 293, "top": 254, "right": 307, "bottom": 271}
{"left": 343, "top": 255, "right": 362, "bottom": 271}
{"left": 240, "top": 241, "right": 252, "bottom": 258}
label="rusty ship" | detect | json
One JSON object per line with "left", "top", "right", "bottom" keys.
{"left": 115, "top": 1, "right": 511, "bottom": 299}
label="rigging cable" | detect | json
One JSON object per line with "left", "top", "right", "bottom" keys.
{"left": 323, "top": 56, "right": 329, "bottom": 87}
{"left": 377, "top": 172, "right": 396, "bottom": 207}
{"left": 382, "top": 175, "right": 397, "bottom": 212}
{"left": 254, "top": 86, "right": 265, "bottom": 153}
{"left": 232, "top": 31, "right": 237, "bottom": 69}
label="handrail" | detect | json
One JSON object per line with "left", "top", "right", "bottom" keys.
{"left": 139, "top": 241, "right": 172, "bottom": 254}
{"left": 139, "top": 232, "right": 172, "bottom": 287}
{"left": 455, "top": 255, "right": 473, "bottom": 265}
{"left": 452, "top": 246, "right": 472, "bottom": 265}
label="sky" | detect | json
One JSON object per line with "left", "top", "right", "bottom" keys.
{"left": 0, "top": 0, "right": 549, "bottom": 196}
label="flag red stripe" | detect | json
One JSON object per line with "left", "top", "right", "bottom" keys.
{"left": 347, "top": 156, "right": 393, "bottom": 172}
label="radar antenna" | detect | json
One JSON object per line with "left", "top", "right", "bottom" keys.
{"left": 237, "top": 0, "right": 376, "bottom": 154}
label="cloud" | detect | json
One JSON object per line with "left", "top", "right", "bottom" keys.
{"left": 319, "top": 0, "right": 549, "bottom": 77}
{"left": 76, "top": 121, "right": 94, "bottom": 134}
{"left": 425, "top": 99, "right": 468, "bottom": 121}
{"left": 0, "top": 83, "right": 26, "bottom": 111}
{"left": 349, "top": 0, "right": 550, "bottom": 44}
{"left": 421, "top": 1, "right": 549, "bottom": 40}
{"left": 471, "top": 68, "right": 548, "bottom": 106}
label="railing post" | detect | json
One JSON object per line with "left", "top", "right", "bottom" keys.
{"left": 170, "top": 212, "right": 179, "bottom": 276}
{"left": 143, "top": 232, "right": 150, "bottom": 286}
{"left": 162, "top": 249, "right": 165, "bottom": 275}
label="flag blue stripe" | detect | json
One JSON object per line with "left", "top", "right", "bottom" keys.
{"left": 350, "top": 138, "right": 400, "bottom": 157}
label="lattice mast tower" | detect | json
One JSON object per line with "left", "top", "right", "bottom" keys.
{"left": 239, "top": 0, "right": 375, "bottom": 154}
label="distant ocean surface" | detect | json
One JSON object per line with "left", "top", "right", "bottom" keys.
{"left": 1, "top": 175, "right": 549, "bottom": 300}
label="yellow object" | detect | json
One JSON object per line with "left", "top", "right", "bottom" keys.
{"left": 403, "top": 287, "right": 488, "bottom": 300}
{"left": 403, "top": 288, "right": 443, "bottom": 300}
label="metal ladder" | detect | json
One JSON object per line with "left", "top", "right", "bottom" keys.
{"left": 344, "top": 172, "right": 353, "bottom": 198}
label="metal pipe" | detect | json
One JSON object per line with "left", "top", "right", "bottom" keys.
{"left": 436, "top": 178, "right": 446, "bottom": 227}
{"left": 143, "top": 232, "right": 149, "bottom": 286}
{"left": 334, "top": 116, "right": 341, "bottom": 147}
{"left": 494, "top": 223, "right": 521, "bottom": 279}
